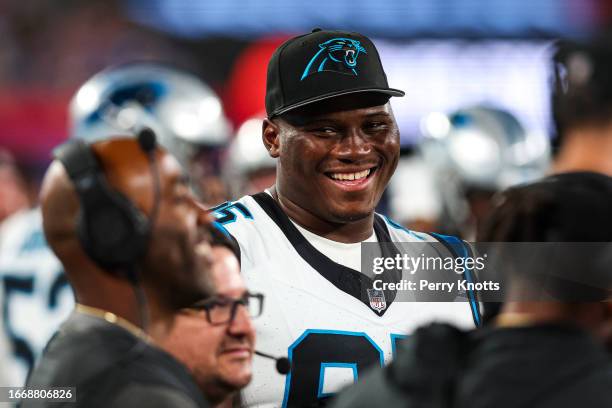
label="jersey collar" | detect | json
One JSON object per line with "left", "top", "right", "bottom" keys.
{"left": 251, "top": 192, "right": 401, "bottom": 316}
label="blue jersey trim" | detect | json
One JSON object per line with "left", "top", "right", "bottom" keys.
{"left": 429, "top": 233, "right": 482, "bottom": 327}
{"left": 383, "top": 215, "right": 428, "bottom": 241}
{"left": 212, "top": 221, "right": 230, "bottom": 238}
{"left": 282, "top": 329, "right": 384, "bottom": 407}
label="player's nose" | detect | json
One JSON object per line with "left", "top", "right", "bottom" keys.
{"left": 335, "top": 128, "right": 372, "bottom": 162}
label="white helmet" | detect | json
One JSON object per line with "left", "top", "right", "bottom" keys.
{"left": 418, "top": 105, "right": 550, "bottom": 234}
{"left": 69, "top": 62, "right": 231, "bottom": 169}
{"left": 225, "top": 116, "right": 277, "bottom": 197}
{"left": 420, "top": 106, "right": 550, "bottom": 191}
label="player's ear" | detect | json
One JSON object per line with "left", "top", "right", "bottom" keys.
{"left": 262, "top": 119, "right": 280, "bottom": 158}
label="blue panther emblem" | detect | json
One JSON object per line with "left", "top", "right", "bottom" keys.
{"left": 300, "top": 38, "right": 367, "bottom": 80}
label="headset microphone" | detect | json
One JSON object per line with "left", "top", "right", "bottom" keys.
{"left": 137, "top": 127, "right": 157, "bottom": 153}
{"left": 137, "top": 127, "right": 161, "bottom": 236}
{"left": 254, "top": 350, "right": 291, "bottom": 375}
{"left": 131, "top": 127, "right": 161, "bottom": 335}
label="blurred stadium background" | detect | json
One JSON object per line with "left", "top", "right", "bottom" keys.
{"left": 2, "top": 0, "right": 610, "bottom": 237}
{"left": 2, "top": 0, "right": 610, "bottom": 184}
{"left": 1, "top": 0, "right": 612, "bottom": 389}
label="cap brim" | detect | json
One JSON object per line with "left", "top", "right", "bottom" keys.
{"left": 270, "top": 87, "right": 405, "bottom": 117}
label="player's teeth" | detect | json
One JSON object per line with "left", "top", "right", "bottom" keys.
{"left": 330, "top": 169, "right": 371, "bottom": 181}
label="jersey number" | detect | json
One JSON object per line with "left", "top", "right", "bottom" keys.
{"left": 283, "top": 330, "right": 405, "bottom": 407}
{"left": 211, "top": 202, "right": 253, "bottom": 225}
{"left": 2, "top": 271, "right": 70, "bottom": 373}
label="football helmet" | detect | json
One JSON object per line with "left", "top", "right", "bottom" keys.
{"left": 69, "top": 62, "right": 231, "bottom": 169}
{"left": 420, "top": 106, "right": 549, "bottom": 191}
{"left": 418, "top": 105, "right": 550, "bottom": 236}
{"left": 225, "top": 116, "right": 277, "bottom": 197}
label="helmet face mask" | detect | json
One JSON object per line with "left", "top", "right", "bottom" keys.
{"left": 70, "top": 63, "right": 231, "bottom": 172}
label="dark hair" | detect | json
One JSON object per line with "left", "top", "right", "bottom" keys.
{"left": 551, "top": 33, "right": 612, "bottom": 150}
{"left": 478, "top": 172, "right": 612, "bottom": 301}
{"left": 210, "top": 225, "right": 241, "bottom": 264}
{"left": 479, "top": 172, "right": 612, "bottom": 242}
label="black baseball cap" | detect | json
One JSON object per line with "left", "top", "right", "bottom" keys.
{"left": 265, "top": 28, "right": 405, "bottom": 118}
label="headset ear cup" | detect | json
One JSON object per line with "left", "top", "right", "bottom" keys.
{"left": 55, "top": 139, "right": 154, "bottom": 274}
{"left": 78, "top": 187, "right": 150, "bottom": 271}
{"left": 108, "top": 190, "right": 150, "bottom": 267}
{"left": 107, "top": 191, "right": 151, "bottom": 265}
{"left": 77, "top": 208, "right": 103, "bottom": 270}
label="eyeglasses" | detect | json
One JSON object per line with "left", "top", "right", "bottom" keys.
{"left": 190, "top": 293, "right": 264, "bottom": 325}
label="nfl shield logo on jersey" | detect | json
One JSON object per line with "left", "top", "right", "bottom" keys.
{"left": 367, "top": 289, "right": 387, "bottom": 313}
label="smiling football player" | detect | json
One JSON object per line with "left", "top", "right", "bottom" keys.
{"left": 212, "top": 28, "right": 481, "bottom": 407}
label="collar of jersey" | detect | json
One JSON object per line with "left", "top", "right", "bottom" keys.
{"left": 251, "top": 192, "right": 402, "bottom": 317}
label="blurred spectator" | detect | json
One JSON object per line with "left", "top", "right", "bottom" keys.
{"left": 332, "top": 172, "right": 612, "bottom": 408}
{"left": 401, "top": 105, "right": 549, "bottom": 239}
{"left": 0, "top": 61, "right": 232, "bottom": 387}
{"left": 0, "top": 285, "right": 12, "bottom": 386}
{"left": 0, "top": 148, "right": 31, "bottom": 223}
{"left": 552, "top": 33, "right": 612, "bottom": 176}
{"left": 24, "top": 138, "right": 212, "bottom": 407}
{"left": 0, "top": 207, "right": 72, "bottom": 386}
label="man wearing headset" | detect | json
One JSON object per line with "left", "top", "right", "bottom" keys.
{"left": 23, "top": 137, "right": 212, "bottom": 408}
{"left": 0, "top": 63, "right": 229, "bottom": 387}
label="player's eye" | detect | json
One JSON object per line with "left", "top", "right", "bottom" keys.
{"left": 367, "top": 121, "right": 386, "bottom": 129}
{"left": 312, "top": 127, "right": 339, "bottom": 137}
{"left": 364, "top": 121, "right": 389, "bottom": 134}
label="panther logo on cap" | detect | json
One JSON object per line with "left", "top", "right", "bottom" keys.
{"left": 300, "top": 38, "right": 367, "bottom": 81}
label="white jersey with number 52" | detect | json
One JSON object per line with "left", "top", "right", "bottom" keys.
{"left": 0, "top": 209, "right": 74, "bottom": 386}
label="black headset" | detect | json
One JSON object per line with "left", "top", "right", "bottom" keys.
{"left": 53, "top": 130, "right": 158, "bottom": 274}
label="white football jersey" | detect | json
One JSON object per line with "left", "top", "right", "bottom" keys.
{"left": 212, "top": 193, "right": 480, "bottom": 407}
{"left": 0, "top": 209, "right": 74, "bottom": 386}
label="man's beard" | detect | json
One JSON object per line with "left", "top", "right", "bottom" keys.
{"left": 197, "top": 369, "right": 251, "bottom": 405}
